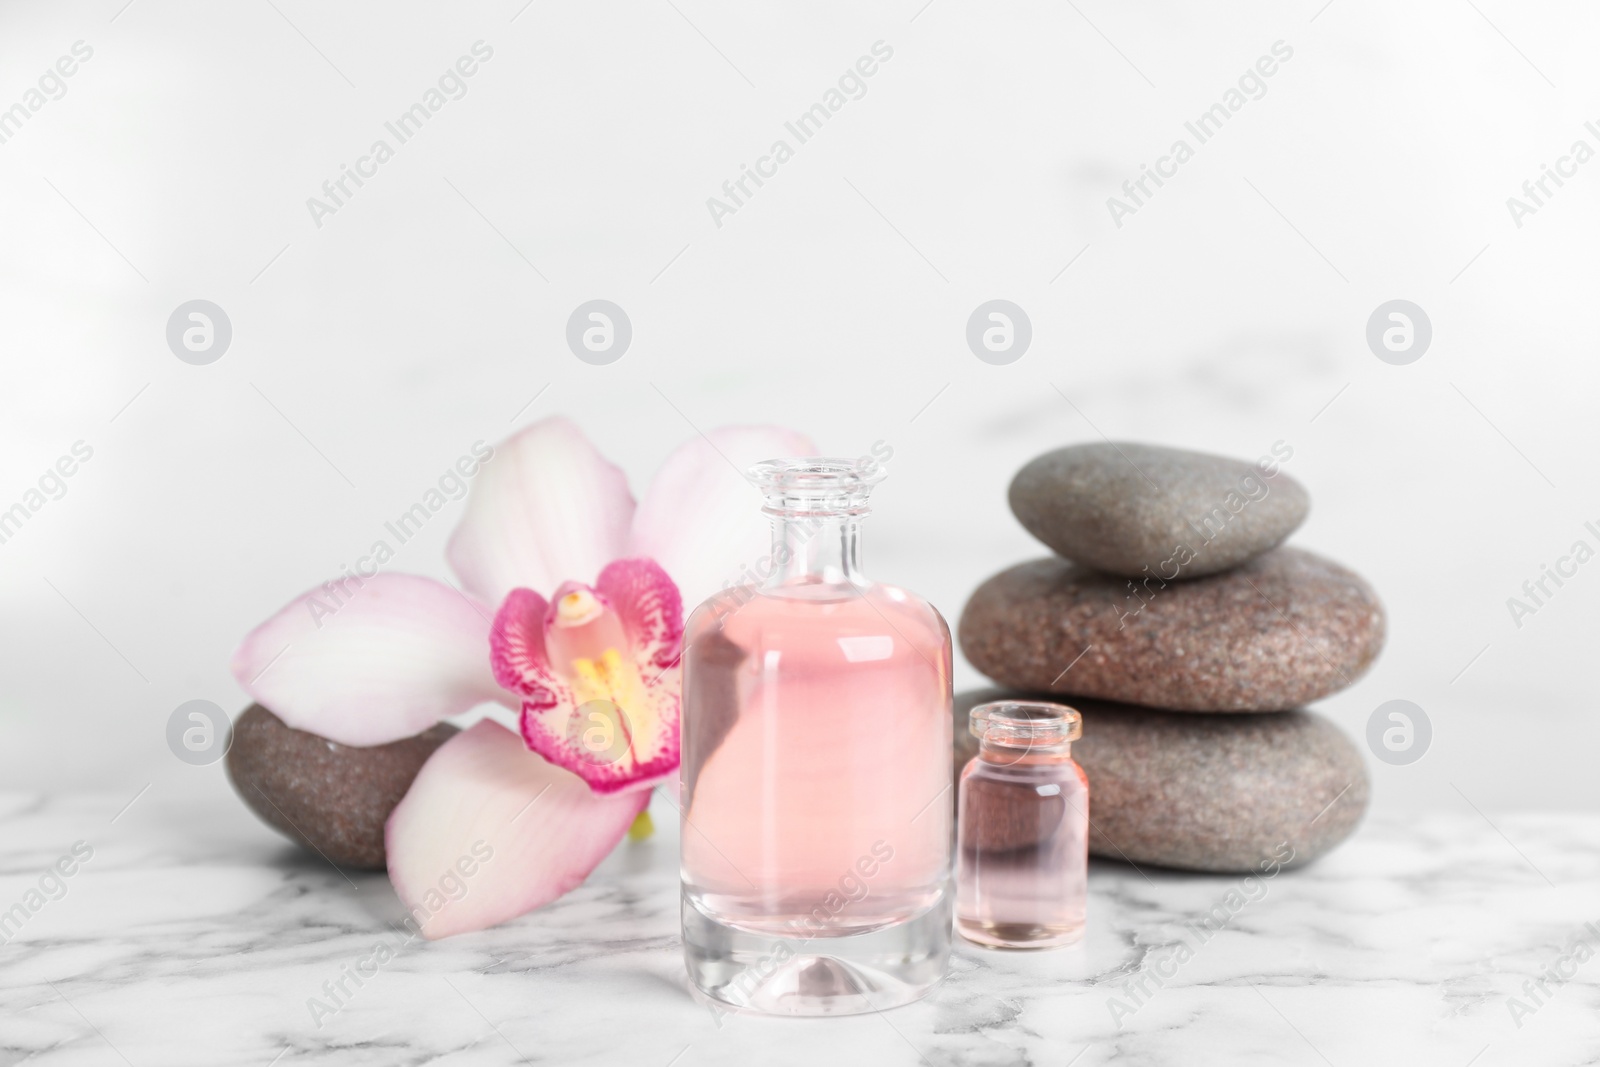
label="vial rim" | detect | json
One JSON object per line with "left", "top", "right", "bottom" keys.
{"left": 968, "top": 700, "right": 1083, "bottom": 745}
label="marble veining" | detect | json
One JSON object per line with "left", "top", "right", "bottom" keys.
{"left": 2, "top": 792, "right": 1598, "bottom": 1066}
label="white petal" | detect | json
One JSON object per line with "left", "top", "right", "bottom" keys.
{"left": 447, "top": 417, "right": 636, "bottom": 605}
{"left": 385, "top": 720, "right": 649, "bottom": 939}
{"left": 231, "top": 573, "right": 506, "bottom": 746}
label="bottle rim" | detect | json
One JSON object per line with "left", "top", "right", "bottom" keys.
{"left": 749, "top": 457, "right": 884, "bottom": 516}
{"left": 969, "top": 700, "right": 1083, "bottom": 746}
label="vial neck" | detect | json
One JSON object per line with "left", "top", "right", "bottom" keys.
{"left": 764, "top": 513, "right": 863, "bottom": 588}
{"left": 979, "top": 739, "right": 1072, "bottom": 764}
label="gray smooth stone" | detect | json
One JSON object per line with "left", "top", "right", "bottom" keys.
{"left": 1008, "top": 441, "right": 1310, "bottom": 578}
{"left": 954, "top": 689, "right": 1368, "bottom": 873}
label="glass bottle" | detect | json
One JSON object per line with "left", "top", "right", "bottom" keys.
{"left": 955, "top": 701, "right": 1088, "bottom": 949}
{"left": 680, "top": 458, "right": 953, "bottom": 1016}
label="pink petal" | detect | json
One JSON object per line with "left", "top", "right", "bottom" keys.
{"left": 231, "top": 573, "right": 508, "bottom": 747}
{"left": 487, "top": 587, "right": 565, "bottom": 702}
{"left": 385, "top": 720, "right": 649, "bottom": 939}
{"left": 446, "top": 417, "right": 636, "bottom": 606}
{"left": 596, "top": 557, "right": 684, "bottom": 675}
{"left": 630, "top": 426, "right": 816, "bottom": 612}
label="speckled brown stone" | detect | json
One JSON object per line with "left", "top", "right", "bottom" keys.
{"left": 226, "top": 704, "right": 457, "bottom": 870}
{"left": 1008, "top": 441, "right": 1309, "bottom": 578}
{"left": 953, "top": 689, "right": 1368, "bottom": 872}
{"left": 959, "top": 546, "right": 1384, "bottom": 712}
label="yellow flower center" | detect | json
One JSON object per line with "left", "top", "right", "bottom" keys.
{"left": 544, "top": 586, "right": 652, "bottom": 763}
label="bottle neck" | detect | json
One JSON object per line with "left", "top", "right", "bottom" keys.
{"left": 763, "top": 512, "right": 864, "bottom": 588}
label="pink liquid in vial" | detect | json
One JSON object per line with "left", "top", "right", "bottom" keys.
{"left": 955, "top": 701, "right": 1088, "bottom": 949}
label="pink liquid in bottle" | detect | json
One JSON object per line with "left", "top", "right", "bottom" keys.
{"left": 680, "top": 459, "right": 953, "bottom": 1016}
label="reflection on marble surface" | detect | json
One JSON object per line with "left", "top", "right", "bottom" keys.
{"left": 2, "top": 791, "right": 1597, "bottom": 1066}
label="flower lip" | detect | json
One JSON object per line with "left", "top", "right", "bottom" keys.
{"left": 492, "top": 559, "right": 683, "bottom": 795}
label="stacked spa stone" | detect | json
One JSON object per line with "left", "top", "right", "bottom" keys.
{"left": 955, "top": 442, "right": 1383, "bottom": 873}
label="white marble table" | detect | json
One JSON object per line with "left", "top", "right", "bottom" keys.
{"left": 3, "top": 791, "right": 1597, "bottom": 1066}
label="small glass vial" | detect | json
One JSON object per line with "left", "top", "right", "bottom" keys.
{"left": 956, "top": 701, "right": 1088, "bottom": 949}
{"left": 680, "top": 458, "right": 953, "bottom": 1016}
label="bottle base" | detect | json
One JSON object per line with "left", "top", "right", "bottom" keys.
{"left": 956, "top": 917, "right": 1083, "bottom": 950}
{"left": 683, "top": 891, "right": 952, "bottom": 1018}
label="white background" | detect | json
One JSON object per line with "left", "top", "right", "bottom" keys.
{"left": 1, "top": 0, "right": 1595, "bottom": 819}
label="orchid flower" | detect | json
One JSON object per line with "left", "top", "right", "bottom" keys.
{"left": 231, "top": 417, "right": 813, "bottom": 937}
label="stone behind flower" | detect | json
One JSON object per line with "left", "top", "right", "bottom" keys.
{"left": 959, "top": 546, "right": 1384, "bottom": 712}
{"left": 227, "top": 704, "right": 457, "bottom": 870}
{"left": 1008, "top": 441, "right": 1309, "bottom": 579}
{"left": 954, "top": 689, "right": 1368, "bottom": 872}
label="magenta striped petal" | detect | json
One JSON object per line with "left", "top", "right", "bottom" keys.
{"left": 596, "top": 557, "right": 684, "bottom": 675}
